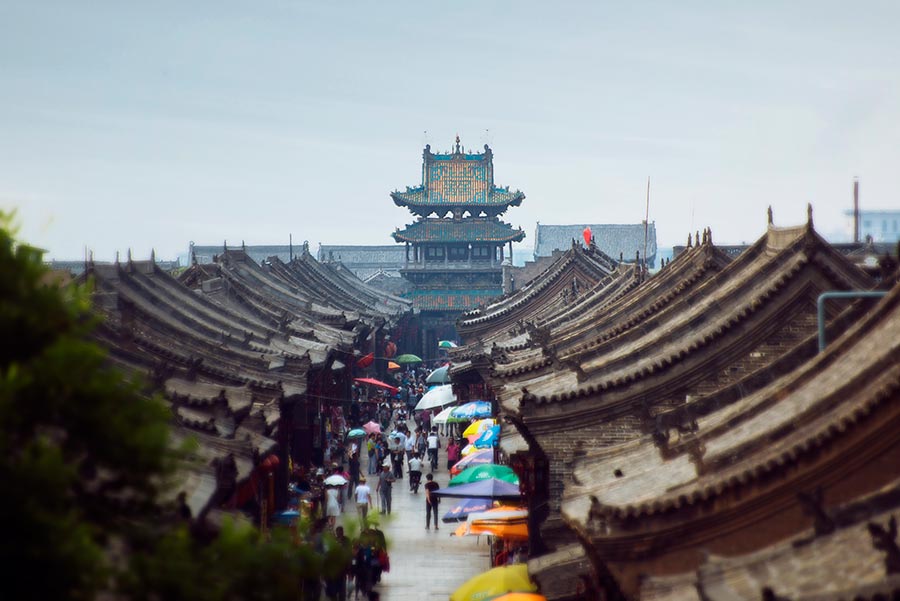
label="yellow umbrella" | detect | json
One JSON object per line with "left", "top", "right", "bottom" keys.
{"left": 462, "top": 418, "right": 495, "bottom": 438}
{"left": 450, "top": 564, "right": 536, "bottom": 601}
{"left": 461, "top": 443, "right": 479, "bottom": 457}
{"left": 387, "top": 361, "right": 401, "bottom": 370}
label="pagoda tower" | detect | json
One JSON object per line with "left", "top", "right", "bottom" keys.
{"left": 391, "top": 137, "right": 526, "bottom": 358}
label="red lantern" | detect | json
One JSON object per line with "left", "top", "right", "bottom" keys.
{"left": 582, "top": 227, "right": 592, "bottom": 246}
{"left": 260, "top": 454, "right": 280, "bottom": 473}
{"left": 384, "top": 341, "right": 397, "bottom": 358}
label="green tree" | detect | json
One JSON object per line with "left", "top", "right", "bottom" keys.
{"left": 0, "top": 215, "right": 357, "bottom": 599}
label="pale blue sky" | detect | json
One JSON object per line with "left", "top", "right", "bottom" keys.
{"left": 3, "top": 0, "right": 899, "bottom": 260}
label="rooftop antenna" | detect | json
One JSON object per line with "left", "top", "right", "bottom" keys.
{"left": 289, "top": 233, "right": 293, "bottom": 261}
{"left": 853, "top": 177, "right": 860, "bottom": 243}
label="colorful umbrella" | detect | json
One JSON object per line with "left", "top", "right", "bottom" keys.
{"left": 426, "top": 364, "right": 451, "bottom": 385}
{"left": 395, "top": 353, "right": 423, "bottom": 365}
{"left": 462, "top": 418, "right": 495, "bottom": 438}
{"left": 450, "top": 464, "right": 519, "bottom": 487}
{"left": 354, "top": 377, "right": 399, "bottom": 394}
{"left": 362, "top": 421, "right": 382, "bottom": 434}
{"left": 356, "top": 352, "right": 374, "bottom": 368}
{"left": 450, "top": 564, "right": 536, "bottom": 601}
{"left": 438, "top": 340, "right": 458, "bottom": 348}
{"left": 434, "top": 478, "right": 521, "bottom": 501}
{"left": 432, "top": 405, "right": 456, "bottom": 425}
{"left": 415, "top": 384, "right": 456, "bottom": 411}
{"left": 461, "top": 443, "right": 479, "bottom": 456}
{"left": 441, "top": 497, "right": 494, "bottom": 523}
{"left": 450, "top": 449, "right": 494, "bottom": 476}
{"left": 453, "top": 520, "right": 529, "bottom": 540}
{"left": 387, "top": 361, "right": 401, "bottom": 370}
{"left": 490, "top": 594, "right": 547, "bottom": 601}
{"left": 450, "top": 400, "right": 492, "bottom": 421}
{"left": 474, "top": 425, "right": 501, "bottom": 448}
{"left": 347, "top": 428, "right": 366, "bottom": 438}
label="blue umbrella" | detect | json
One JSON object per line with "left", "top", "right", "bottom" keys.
{"left": 347, "top": 428, "right": 366, "bottom": 438}
{"left": 442, "top": 497, "right": 493, "bottom": 523}
{"left": 450, "top": 401, "right": 493, "bottom": 421}
{"left": 274, "top": 509, "right": 300, "bottom": 525}
{"left": 433, "top": 478, "right": 521, "bottom": 500}
{"left": 473, "top": 425, "right": 500, "bottom": 449}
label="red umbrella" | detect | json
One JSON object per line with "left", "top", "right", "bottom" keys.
{"left": 354, "top": 377, "right": 399, "bottom": 395}
{"left": 356, "top": 352, "right": 374, "bottom": 368}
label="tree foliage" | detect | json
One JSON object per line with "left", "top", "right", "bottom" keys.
{"left": 0, "top": 215, "right": 358, "bottom": 599}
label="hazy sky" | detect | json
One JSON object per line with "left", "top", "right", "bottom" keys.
{"left": 4, "top": 1, "right": 899, "bottom": 260}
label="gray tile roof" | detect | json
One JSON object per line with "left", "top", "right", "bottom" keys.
{"left": 534, "top": 223, "right": 658, "bottom": 266}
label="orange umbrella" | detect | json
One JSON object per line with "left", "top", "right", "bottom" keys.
{"left": 453, "top": 506, "right": 529, "bottom": 540}
{"left": 387, "top": 361, "right": 401, "bottom": 370}
{"left": 491, "top": 594, "right": 546, "bottom": 601}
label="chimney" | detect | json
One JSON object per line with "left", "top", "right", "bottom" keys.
{"left": 853, "top": 177, "right": 860, "bottom": 243}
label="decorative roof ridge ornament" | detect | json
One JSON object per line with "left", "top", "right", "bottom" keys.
{"left": 455, "top": 134, "right": 461, "bottom": 154}
{"left": 807, "top": 202, "right": 814, "bottom": 227}
{"left": 768, "top": 205, "right": 774, "bottom": 225}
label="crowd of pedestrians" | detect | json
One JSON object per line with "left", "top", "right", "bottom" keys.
{"left": 284, "top": 361, "right": 481, "bottom": 599}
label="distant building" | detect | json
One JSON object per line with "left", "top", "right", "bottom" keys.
{"left": 533, "top": 222, "right": 657, "bottom": 268}
{"left": 46, "top": 257, "right": 181, "bottom": 276}
{"left": 391, "top": 139, "right": 526, "bottom": 357}
{"left": 845, "top": 208, "right": 900, "bottom": 243}
{"left": 190, "top": 243, "right": 296, "bottom": 266}
{"left": 316, "top": 245, "right": 406, "bottom": 280}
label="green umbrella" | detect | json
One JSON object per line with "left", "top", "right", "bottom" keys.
{"left": 395, "top": 354, "right": 423, "bottom": 365}
{"left": 449, "top": 464, "right": 519, "bottom": 487}
{"left": 347, "top": 428, "right": 366, "bottom": 438}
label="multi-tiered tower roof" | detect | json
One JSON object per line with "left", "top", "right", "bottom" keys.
{"left": 391, "top": 138, "right": 525, "bottom": 354}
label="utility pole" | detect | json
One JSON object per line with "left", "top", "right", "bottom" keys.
{"left": 643, "top": 177, "right": 650, "bottom": 271}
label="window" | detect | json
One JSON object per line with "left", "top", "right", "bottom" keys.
{"left": 472, "top": 245, "right": 491, "bottom": 260}
{"left": 426, "top": 246, "right": 444, "bottom": 259}
{"left": 448, "top": 246, "right": 468, "bottom": 261}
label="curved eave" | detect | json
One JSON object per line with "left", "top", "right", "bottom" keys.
{"left": 390, "top": 190, "right": 525, "bottom": 210}
{"left": 391, "top": 229, "right": 526, "bottom": 245}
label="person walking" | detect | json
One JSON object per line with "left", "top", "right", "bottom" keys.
{"left": 348, "top": 452, "right": 360, "bottom": 499}
{"left": 446, "top": 438, "right": 461, "bottom": 472}
{"left": 424, "top": 473, "right": 440, "bottom": 530}
{"left": 427, "top": 428, "right": 440, "bottom": 472}
{"left": 408, "top": 452, "right": 423, "bottom": 493}
{"left": 355, "top": 476, "right": 372, "bottom": 523}
{"left": 325, "top": 483, "right": 341, "bottom": 529}
{"left": 366, "top": 435, "right": 377, "bottom": 475}
{"left": 376, "top": 464, "right": 395, "bottom": 515}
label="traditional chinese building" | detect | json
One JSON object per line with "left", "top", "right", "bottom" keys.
{"left": 457, "top": 207, "right": 898, "bottom": 600}
{"left": 391, "top": 138, "right": 526, "bottom": 357}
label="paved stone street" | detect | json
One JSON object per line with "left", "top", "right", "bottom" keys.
{"left": 340, "top": 449, "right": 492, "bottom": 601}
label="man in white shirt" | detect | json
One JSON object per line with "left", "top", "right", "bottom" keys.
{"left": 427, "top": 429, "right": 440, "bottom": 471}
{"left": 407, "top": 453, "right": 423, "bottom": 492}
{"left": 404, "top": 431, "right": 415, "bottom": 466}
{"left": 355, "top": 476, "right": 372, "bottom": 522}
